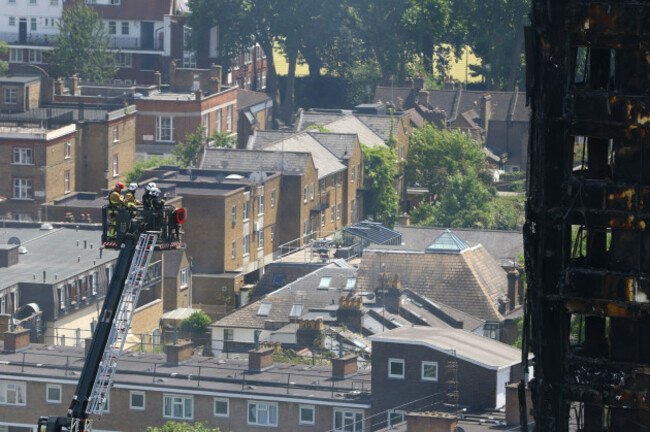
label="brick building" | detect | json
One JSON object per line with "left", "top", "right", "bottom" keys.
{"left": 370, "top": 326, "right": 526, "bottom": 429}
{"left": 0, "top": 340, "right": 371, "bottom": 432}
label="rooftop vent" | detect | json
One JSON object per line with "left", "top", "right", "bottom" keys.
{"left": 40, "top": 223, "right": 53, "bottom": 231}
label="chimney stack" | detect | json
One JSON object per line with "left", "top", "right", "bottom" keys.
{"left": 209, "top": 64, "right": 222, "bottom": 94}
{"left": 55, "top": 78, "right": 65, "bottom": 96}
{"left": 416, "top": 90, "right": 429, "bottom": 107}
{"left": 480, "top": 94, "right": 492, "bottom": 135}
{"left": 413, "top": 77, "right": 425, "bottom": 91}
{"left": 166, "top": 340, "right": 193, "bottom": 365}
{"left": 195, "top": 88, "right": 203, "bottom": 100}
{"left": 248, "top": 347, "right": 275, "bottom": 372}
{"left": 169, "top": 60, "right": 177, "bottom": 87}
{"left": 4, "top": 327, "right": 31, "bottom": 352}
{"left": 399, "top": 213, "right": 410, "bottom": 226}
{"left": 332, "top": 354, "right": 358, "bottom": 379}
{"left": 405, "top": 412, "right": 457, "bottom": 432}
{"left": 154, "top": 71, "right": 162, "bottom": 91}
{"left": 70, "top": 74, "right": 79, "bottom": 96}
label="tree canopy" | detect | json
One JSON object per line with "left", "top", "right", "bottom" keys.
{"left": 147, "top": 422, "right": 220, "bottom": 432}
{"left": 173, "top": 126, "right": 207, "bottom": 168}
{"left": 362, "top": 145, "right": 399, "bottom": 228}
{"left": 48, "top": 2, "right": 118, "bottom": 82}
{"left": 180, "top": 310, "right": 211, "bottom": 334}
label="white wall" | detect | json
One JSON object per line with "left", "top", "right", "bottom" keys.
{"left": 495, "top": 367, "right": 511, "bottom": 408}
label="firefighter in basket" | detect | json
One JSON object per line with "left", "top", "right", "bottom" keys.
{"left": 142, "top": 182, "right": 157, "bottom": 208}
{"left": 107, "top": 182, "right": 125, "bottom": 238}
{"left": 124, "top": 182, "right": 141, "bottom": 209}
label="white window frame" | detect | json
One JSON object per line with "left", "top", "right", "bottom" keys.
{"left": 156, "top": 116, "right": 174, "bottom": 142}
{"left": 232, "top": 204, "right": 237, "bottom": 223}
{"left": 226, "top": 105, "right": 233, "bottom": 131}
{"left": 121, "top": 21, "right": 129, "bottom": 35}
{"left": 112, "top": 154, "right": 119, "bottom": 177}
{"left": 271, "top": 189, "right": 275, "bottom": 207}
{"left": 257, "top": 228, "right": 264, "bottom": 249}
{"left": 46, "top": 384, "right": 61, "bottom": 404}
{"left": 270, "top": 225, "right": 275, "bottom": 242}
{"left": 4, "top": 87, "right": 17, "bottom": 104}
{"left": 351, "top": 166, "right": 355, "bottom": 182}
{"left": 243, "top": 234, "right": 250, "bottom": 256}
{"left": 319, "top": 277, "right": 331, "bottom": 289}
{"left": 258, "top": 193, "right": 264, "bottom": 215}
{"left": 65, "top": 141, "right": 71, "bottom": 159}
{"left": 299, "top": 404, "right": 315, "bottom": 425}
{"left": 13, "top": 148, "right": 32, "bottom": 164}
{"left": 129, "top": 391, "right": 145, "bottom": 410}
{"left": 303, "top": 185, "right": 308, "bottom": 203}
{"left": 213, "top": 398, "right": 229, "bottom": 418}
{"left": 113, "top": 126, "right": 119, "bottom": 142}
{"left": 333, "top": 409, "right": 364, "bottom": 432}
{"left": 231, "top": 240, "right": 236, "bottom": 259}
{"left": 310, "top": 183, "right": 315, "bottom": 200}
{"left": 243, "top": 200, "right": 250, "bottom": 221}
{"left": 9, "top": 48, "right": 22, "bottom": 63}
{"left": 64, "top": 171, "right": 70, "bottom": 193}
{"left": 216, "top": 108, "right": 222, "bottom": 131}
{"left": 163, "top": 394, "right": 193, "bottom": 420}
{"left": 0, "top": 381, "right": 26, "bottom": 406}
{"left": 180, "top": 268, "right": 188, "bottom": 289}
{"left": 8, "top": 17, "right": 15, "bottom": 26}
{"left": 13, "top": 178, "right": 32, "bottom": 199}
{"left": 387, "top": 409, "right": 405, "bottom": 427}
{"left": 28, "top": 49, "right": 42, "bottom": 64}
{"left": 108, "top": 21, "right": 116, "bottom": 35}
{"left": 388, "top": 358, "right": 405, "bottom": 378}
{"left": 421, "top": 361, "right": 438, "bottom": 381}
{"left": 247, "top": 401, "right": 278, "bottom": 427}
{"left": 30, "top": 17, "right": 36, "bottom": 31}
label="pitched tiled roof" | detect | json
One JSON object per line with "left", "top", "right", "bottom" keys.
{"left": 308, "top": 132, "right": 357, "bottom": 160}
{"left": 400, "top": 289, "right": 485, "bottom": 332}
{"left": 317, "top": 115, "right": 386, "bottom": 149}
{"left": 353, "top": 115, "right": 399, "bottom": 142}
{"left": 248, "top": 130, "right": 297, "bottom": 150}
{"left": 374, "top": 86, "right": 414, "bottom": 110}
{"left": 200, "top": 148, "right": 312, "bottom": 176}
{"left": 344, "top": 220, "right": 402, "bottom": 245}
{"left": 296, "top": 111, "right": 346, "bottom": 130}
{"left": 212, "top": 265, "right": 358, "bottom": 329}
{"left": 261, "top": 132, "right": 346, "bottom": 178}
{"left": 237, "top": 89, "right": 272, "bottom": 111}
{"left": 356, "top": 247, "right": 508, "bottom": 322}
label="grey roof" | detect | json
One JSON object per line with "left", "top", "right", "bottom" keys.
{"left": 0, "top": 104, "right": 129, "bottom": 123}
{"left": 357, "top": 247, "right": 508, "bottom": 322}
{"left": 400, "top": 289, "right": 485, "bottom": 332}
{"left": 0, "top": 224, "right": 119, "bottom": 289}
{"left": 308, "top": 132, "right": 357, "bottom": 160}
{"left": 387, "top": 226, "right": 523, "bottom": 267}
{"left": 297, "top": 112, "right": 387, "bottom": 149}
{"left": 0, "top": 344, "right": 371, "bottom": 406}
{"left": 248, "top": 130, "right": 299, "bottom": 150}
{"left": 201, "top": 148, "right": 312, "bottom": 176}
{"left": 212, "top": 265, "right": 358, "bottom": 329}
{"left": 297, "top": 111, "right": 347, "bottom": 130}
{"left": 237, "top": 89, "right": 273, "bottom": 111}
{"left": 51, "top": 192, "right": 106, "bottom": 208}
{"left": 370, "top": 326, "right": 522, "bottom": 369}
{"left": 344, "top": 220, "right": 402, "bottom": 245}
{"left": 354, "top": 114, "right": 402, "bottom": 142}
{"left": 261, "top": 132, "right": 346, "bottom": 178}
{"left": 373, "top": 86, "right": 414, "bottom": 110}
{"left": 0, "top": 75, "right": 41, "bottom": 84}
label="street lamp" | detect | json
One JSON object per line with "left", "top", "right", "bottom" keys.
{"left": 485, "top": 63, "right": 492, "bottom": 92}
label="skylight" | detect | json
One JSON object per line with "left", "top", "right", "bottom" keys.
{"left": 318, "top": 276, "right": 332, "bottom": 289}
{"left": 345, "top": 277, "right": 357, "bottom": 290}
{"left": 257, "top": 302, "right": 272, "bottom": 316}
{"left": 289, "top": 303, "right": 303, "bottom": 318}
{"left": 425, "top": 230, "right": 470, "bottom": 254}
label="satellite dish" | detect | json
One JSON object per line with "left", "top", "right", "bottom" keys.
{"left": 276, "top": 160, "right": 288, "bottom": 171}
{"left": 8, "top": 237, "right": 20, "bottom": 246}
{"left": 215, "top": 174, "right": 225, "bottom": 183}
{"left": 249, "top": 172, "right": 262, "bottom": 184}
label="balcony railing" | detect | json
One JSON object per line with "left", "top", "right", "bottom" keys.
{"left": 109, "top": 35, "right": 163, "bottom": 51}
{"left": 0, "top": 32, "right": 53, "bottom": 46}
{"left": 310, "top": 190, "right": 331, "bottom": 213}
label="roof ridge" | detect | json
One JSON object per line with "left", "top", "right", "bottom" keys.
{"left": 461, "top": 248, "right": 504, "bottom": 322}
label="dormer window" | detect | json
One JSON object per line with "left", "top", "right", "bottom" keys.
{"left": 318, "top": 276, "right": 331, "bottom": 289}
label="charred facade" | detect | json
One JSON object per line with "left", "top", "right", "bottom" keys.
{"left": 525, "top": 1, "right": 650, "bottom": 430}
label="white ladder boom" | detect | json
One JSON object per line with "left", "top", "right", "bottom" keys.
{"left": 85, "top": 233, "right": 157, "bottom": 416}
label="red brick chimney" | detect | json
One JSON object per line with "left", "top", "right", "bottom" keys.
{"left": 406, "top": 412, "right": 457, "bottom": 432}
{"left": 166, "top": 340, "right": 193, "bottom": 364}
{"left": 248, "top": 347, "right": 275, "bottom": 372}
{"left": 332, "top": 354, "right": 358, "bottom": 379}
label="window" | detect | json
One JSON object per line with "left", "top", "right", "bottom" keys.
{"left": 271, "top": 189, "right": 275, "bottom": 207}
{"left": 257, "top": 228, "right": 264, "bottom": 249}
{"left": 387, "top": 410, "right": 405, "bottom": 427}
{"left": 303, "top": 220, "right": 308, "bottom": 236}
{"left": 115, "top": 53, "right": 132, "bottom": 68}
{"left": 65, "top": 141, "right": 71, "bottom": 158}
{"left": 112, "top": 154, "right": 119, "bottom": 176}
{"left": 0, "top": 381, "right": 26, "bottom": 406}
{"left": 13, "top": 148, "right": 32, "bottom": 164}
{"left": 299, "top": 405, "right": 315, "bottom": 425}
{"left": 13, "top": 178, "right": 32, "bottom": 199}
{"left": 351, "top": 199, "right": 355, "bottom": 223}
{"left": 163, "top": 395, "right": 193, "bottom": 420}
{"left": 231, "top": 240, "right": 236, "bottom": 259}
{"left": 303, "top": 185, "right": 308, "bottom": 203}
{"left": 320, "top": 178, "right": 326, "bottom": 192}
{"left": 421, "top": 361, "right": 438, "bottom": 381}
{"left": 180, "top": 268, "right": 188, "bottom": 289}
{"left": 231, "top": 204, "right": 237, "bottom": 223}
{"left": 331, "top": 206, "right": 335, "bottom": 223}
{"left": 483, "top": 322, "right": 500, "bottom": 340}
{"left": 310, "top": 183, "right": 315, "bottom": 200}
{"left": 248, "top": 401, "right": 277, "bottom": 426}
{"left": 270, "top": 225, "right": 275, "bottom": 242}
{"left": 156, "top": 116, "right": 174, "bottom": 142}
{"left": 351, "top": 166, "right": 355, "bottom": 182}
{"left": 333, "top": 409, "right": 364, "bottom": 432}
{"left": 110, "top": 0, "right": 120, "bottom": 4}
{"left": 91, "top": 271, "right": 98, "bottom": 295}
{"left": 226, "top": 105, "right": 233, "bottom": 131}
{"left": 336, "top": 172, "right": 341, "bottom": 185}
{"left": 214, "top": 398, "right": 229, "bottom": 417}
{"left": 223, "top": 328, "right": 233, "bottom": 341}
{"left": 46, "top": 384, "right": 61, "bottom": 404}
{"left": 30, "top": 17, "right": 36, "bottom": 31}
{"left": 243, "top": 200, "right": 250, "bottom": 220}
{"left": 357, "top": 163, "right": 361, "bottom": 184}
{"left": 243, "top": 234, "right": 250, "bottom": 256}
{"left": 9, "top": 48, "right": 22, "bottom": 63}
{"left": 388, "top": 358, "right": 405, "bottom": 378}
{"left": 28, "top": 49, "right": 42, "bottom": 64}
{"left": 183, "top": 50, "right": 197, "bottom": 68}
{"left": 121, "top": 22, "right": 129, "bottom": 35}
{"left": 321, "top": 213, "right": 325, "bottom": 227}
{"left": 64, "top": 171, "right": 70, "bottom": 193}
{"left": 129, "top": 391, "right": 145, "bottom": 410}
{"left": 258, "top": 193, "right": 264, "bottom": 215}
{"left": 108, "top": 21, "right": 116, "bottom": 34}
{"left": 337, "top": 203, "right": 341, "bottom": 220}
{"left": 319, "top": 277, "right": 331, "bottom": 289}
{"left": 345, "top": 278, "right": 357, "bottom": 290}
{"left": 203, "top": 114, "right": 209, "bottom": 136}
{"left": 257, "top": 302, "right": 271, "bottom": 316}
{"left": 4, "top": 88, "right": 16, "bottom": 104}
{"left": 8, "top": 17, "right": 15, "bottom": 26}
{"left": 113, "top": 126, "right": 119, "bottom": 142}
{"left": 216, "top": 108, "right": 222, "bottom": 131}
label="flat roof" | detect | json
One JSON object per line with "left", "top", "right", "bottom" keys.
{"left": 0, "top": 224, "right": 119, "bottom": 289}
{"left": 369, "top": 326, "right": 523, "bottom": 370}
{"left": 0, "top": 344, "right": 371, "bottom": 407}
{"left": 0, "top": 76, "right": 41, "bottom": 84}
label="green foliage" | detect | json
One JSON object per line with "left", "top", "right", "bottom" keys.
{"left": 343, "top": 60, "right": 383, "bottom": 107}
{"left": 305, "top": 124, "right": 333, "bottom": 133}
{"left": 147, "top": 422, "right": 220, "bottom": 432}
{"left": 489, "top": 195, "right": 524, "bottom": 230}
{"left": 362, "top": 145, "right": 399, "bottom": 228}
{"left": 179, "top": 311, "right": 211, "bottom": 334}
{"left": 0, "top": 42, "right": 8, "bottom": 77}
{"left": 499, "top": 170, "right": 526, "bottom": 182}
{"left": 173, "top": 126, "right": 207, "bottom": 168}
{"left": 124, "top": 157, "right": 176, "bottom": 183}
{"left": 48, "top": 2, "right": 118, "bottom": 81}
{"left": 209, "top": 131, "right": 237, "bottom": 149}
{"left": 407, "top": 123, "right": 487, "bottom": 197}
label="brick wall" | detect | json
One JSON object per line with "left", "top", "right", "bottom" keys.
{"left": 131, "top": 299, "right": 163, "bottom": 337}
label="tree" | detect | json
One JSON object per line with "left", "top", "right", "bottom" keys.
{"left": 362, "top": 145, "right": 399, "bottom": 227}
{"left": 124, "top": 156, "right": 176, "bottom": 183}
{"left": 209, "top": 131, "right": 236, "bottom": 149}
{"left": 406, "top": 123, "right": 487, "bottom": 198}
{"left": 0, "top": 42, "right": 8, "bottom": 77}
{"left": 173, "top": 126, "right": 207, "bottom": 168}
{"left": 180, "top": 310, "right": 211, "bottom": 334}
{"left": 147, "top": 422, "right": 220, "bottom": 432}
{"left": 48, "top": 2, "right": 119, "bottom": 82}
